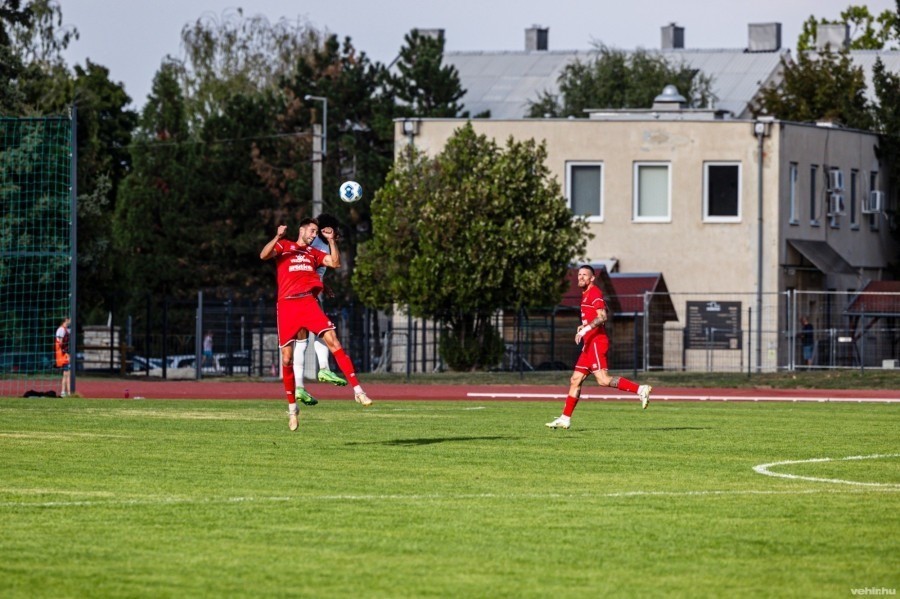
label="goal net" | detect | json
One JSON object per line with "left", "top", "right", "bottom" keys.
{"left": 0, "top": 115, "right": 74, "bottom": 398}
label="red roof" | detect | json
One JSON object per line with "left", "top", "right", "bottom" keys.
{"left": 846, "top": 281, "right": 900, "bottom": 314}
{"left": 609, "top": 273, "right": 665, "bottom": 314}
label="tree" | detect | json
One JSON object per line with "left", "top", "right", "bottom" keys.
{"left": 797, "top": 4, "right": 900, "bottom": 51}
{"left": 526, "top": 45, "right": 714, "bottom": 118}
{"left": 752, "top": 47, "right": 873, "bottom": 130}
{"left": 176, "top": 8, "right": 324, "bottom": 128}
{"left": 384, "top": 29, "right": 480, "bottom": 118}
{"left": 353, "top": 123, "right": 589, "bottom": 370}
{"left": 113, "top": 62, "right": 197, "bottom": 310}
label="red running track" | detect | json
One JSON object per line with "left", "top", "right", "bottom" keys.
{"left": 71, "top": 378, "right": 900, "bottom": 403}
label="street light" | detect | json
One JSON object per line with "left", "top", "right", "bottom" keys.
{"left": 753, "top": 116, "right": 774, "bottom": 372}
{"left": 304, "top": 95, "right": 327, "bottom": 217}
{"left": 304, "top": 94, "right": 327, "bottom": 156}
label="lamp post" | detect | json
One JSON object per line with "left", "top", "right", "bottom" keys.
{"left": 753, "top": 116, "right": 773, "bottom": 373}
{"left": 304, "top": 95, "right": 327, "bottom": 217}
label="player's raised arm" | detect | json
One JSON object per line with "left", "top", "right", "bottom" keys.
{"left": 260, "top": 225, "right": 287, "bottom": 260}
{"left": 320, "top": 226, "right": 341, "bottom": 269}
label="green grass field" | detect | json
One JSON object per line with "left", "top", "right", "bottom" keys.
{"left": 0, "top": 397, "right": 897, "bottom": 598}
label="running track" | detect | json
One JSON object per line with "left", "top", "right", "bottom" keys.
{"left": 72, "top": 378, "right": 900, "bottom": 403}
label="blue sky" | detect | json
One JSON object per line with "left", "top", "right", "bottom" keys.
{"left": 60, "top": 0, "right": 897, "bottom": 109}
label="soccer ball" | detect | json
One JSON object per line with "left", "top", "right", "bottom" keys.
{"left": 339, "top": 180, "right": 363, "bottom": 203}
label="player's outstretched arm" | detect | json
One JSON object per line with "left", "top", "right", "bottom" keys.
{"left": 320, "top": 227, "right": 341, "bottom": 269}
{"left": 260, "top": 225, "right": 287, "bottom": 260}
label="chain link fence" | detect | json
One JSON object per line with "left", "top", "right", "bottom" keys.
{"left": 82, "top": 289, "right": 900, "bottom": 379}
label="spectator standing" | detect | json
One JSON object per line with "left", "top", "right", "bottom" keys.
{"left": 55, "top": 317, "right": 71, "bottom": 397}
{"left": 801, "top": 316, "right": 814, "bottom": 369}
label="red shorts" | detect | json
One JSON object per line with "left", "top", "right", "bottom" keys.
{"left": 574, "top": 335, "right": 609, "bottom": 374}
{"left": 277, "top": 295, "right": 336, "bottom": 347}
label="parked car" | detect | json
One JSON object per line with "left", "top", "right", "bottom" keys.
{"left": 216, "top": 350, "right": 250, "bottom": 375}
{"left": 130, "top": 356, "right": 164, "bottom": 373}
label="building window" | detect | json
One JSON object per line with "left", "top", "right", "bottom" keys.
{"left": 789, "top": 162, "right": 799, "bottom": 224}
{"left": 869, "top": 171, "right": 879, "bottom": 231}
{"left": 703, "top": 162, "right": 741, "bottom": 222}
{"left": 809, "top": 164, "right": 819, "bottom": 226}
{"left": 850, "top": 169, "right": 859, "bottom": 229}
{"left": 566, "top": 162, "right": 603, "bottom": 221}
{"left": 634, "top": 162, "right": 670, "bottom": 222}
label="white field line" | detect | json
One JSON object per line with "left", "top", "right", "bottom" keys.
{"left": 753, "top": 453, "right": 900, "bottom": 487}
{"left": 466, "top": 392, "right": 900, "bottom": 403}
{"left": 1, "top": 486, "right": 898, "bottom": 509}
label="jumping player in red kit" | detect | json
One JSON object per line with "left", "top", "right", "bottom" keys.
{"left": 546, "top": 265, "right": 651, "bottom": 430}
{"left": 260, "top": 218, "right": 372, "bottom": 431}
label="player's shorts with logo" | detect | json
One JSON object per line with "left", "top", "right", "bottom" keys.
{"left": 277, "top": 294, "right": 336, "bottom": 347}
{"left": 574, "top": 334, "right": 609, "bottom": 373}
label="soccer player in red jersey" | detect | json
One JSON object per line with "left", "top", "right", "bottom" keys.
{"left": 260, "top": 218, "right": 372, "bottom": 431}
{"left": 546, "top": 265, "right": 651, "bottom": 429}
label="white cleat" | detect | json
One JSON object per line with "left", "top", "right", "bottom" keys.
{"left": 354, "top": 392, "right": 373, "bottom": 407}
{"left": 638, "top": 385, "right": 652, "bottom": 409}
{"left": 288, "top": 411, "right": 299, "bottom": 431}
{"left": 545, "top": 416, "right": 571, "bottom": 429}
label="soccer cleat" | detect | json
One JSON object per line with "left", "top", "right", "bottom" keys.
{"left": 317, "top": 368, "right": 347, "bottom": 386}
{"left": 288, "top": 412, "right": 299, "bottom": 431}
{"left": 638, "top": 384, "right": 652, "bottom": 409}
{"left": 354, "top": 392, "right": 373, "bottom": 407}
{"left": 295, "top": 388, "right": 318, "bottom": 406}
{"left": 545, "top": 416, "right": 571, "bottom": 429}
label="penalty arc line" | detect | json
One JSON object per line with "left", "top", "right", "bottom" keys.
{"left": 753, "top": 453, "right": 900, "bottom": 487}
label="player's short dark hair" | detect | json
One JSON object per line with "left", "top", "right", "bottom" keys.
{"left": 578, "top": 264, "right": 595, "bottom": 275}
{"left": 316, "top": 213, "right": 342, "bottom": 241}
{"left": 299, "top": 217, "right": 319, "bottom": 228}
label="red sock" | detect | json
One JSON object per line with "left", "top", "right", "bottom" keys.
{"left": 331, "top": 348, "right": 360, "bottom": 387}
{"left": 616, "top": 377, "right": 639, "bottom": 393}
{"left": 282, "top": 363, "right": 296, "bottom": 403}
{"left": 562, "top": 394, "right": 579, "bottom": 417}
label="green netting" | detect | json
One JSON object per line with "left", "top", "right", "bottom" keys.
{"left": 0, "top": 116, "right": 73, "bottom": 397}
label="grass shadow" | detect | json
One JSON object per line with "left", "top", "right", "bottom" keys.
{"left": 349, "top": 435, "right": 515, "bottom": 447}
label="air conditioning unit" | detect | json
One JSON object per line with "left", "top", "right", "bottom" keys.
{"left": 862, "top": 190, "right": 883, "bottom": 214}
{"left": 827, "top": 193, "right": 845, "bottom": 216}
{"left": 828, "top": 169, "right": 844, "bottom": 191}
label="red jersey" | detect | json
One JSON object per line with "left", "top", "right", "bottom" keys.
{"left": 272, "top": 240, "right": 328, "bottom": 300}
{"left": 580, "top": 283, "right": 608, "bottom": 345}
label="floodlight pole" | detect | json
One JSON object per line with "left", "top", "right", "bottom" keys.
{"left": 753, "top": 118, "right": 772, "bottom": 373}
{"left": 305, "top": 95, "right": 327, "bottom": 217}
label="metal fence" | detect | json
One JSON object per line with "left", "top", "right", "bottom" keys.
{"left": 84, "top": 289, "right": 900, "bottom": 379}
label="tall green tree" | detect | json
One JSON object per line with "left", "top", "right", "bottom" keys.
{"left": 113, "top": 62, "right": 197, "bottom": 310}
{"left": 384, "top": 29, "right": 479, "bottom": 118}
{"left": 752, "top": 47, "right": 873, "bottom": 129}
{"left": 797, "top": 4, "right": 900, "bottom": 50}
{"left": 176, "top": 8, "right": 323, "bottom": 128}
{"left": 0, "top": 0, "right": 32, "bottom": 112}
{"left": 354, "top": 123, "right": 589, "bottom": 370}
{"left": 526, "top": 45, "right": 714, "bottom": 118}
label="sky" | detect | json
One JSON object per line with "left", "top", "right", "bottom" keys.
{"left": 60, "top": 0, "right": 897, "bottom": 110}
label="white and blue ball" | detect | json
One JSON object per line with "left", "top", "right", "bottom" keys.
{"left": 339, "top": 180, "right": 363, "bottom": 203}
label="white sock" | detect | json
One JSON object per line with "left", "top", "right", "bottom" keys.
{"left": 293, "top": 339, "right": 307, "bottom": 386}
{"left": 353, "top": 385, "right": 364, "bottom": 395}
{"left": 288, "top": 403, "right": 298, "bottom": 415}
{"left": 314, "top": 338, "right": 330, "bottom": 371}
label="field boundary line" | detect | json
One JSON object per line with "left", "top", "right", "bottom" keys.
{"left": 2, "top": 486, "right": 898, "bottom": 509}
{"left": 467, "top": 392, "right": 900, "bottom": 403}
{"left": 753, "top": 453, "right": 900, "bottom": 487}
